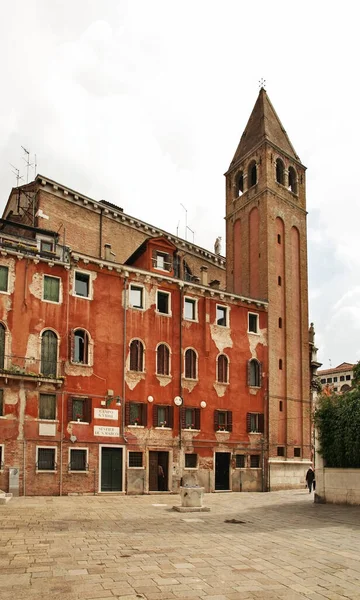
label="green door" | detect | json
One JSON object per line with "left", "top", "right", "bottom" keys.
{"left": 101, "top": 447, "right": 123, "bottom": 492}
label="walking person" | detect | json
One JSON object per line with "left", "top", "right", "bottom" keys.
{"left": 306, "top": 466, "right": 315, "bottom": 493}
{"left": 158, "top": 464, "right": 165, "bottom": 491}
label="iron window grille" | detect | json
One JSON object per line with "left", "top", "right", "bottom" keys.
{"left": 235, "top": 454, "right": 245, "bottom": 468}
{"left": 37, "top": 448, "right": 57, "bottom": 471}
{"left": 128, "top": 452, "right": 143, "bottom": 467}
{"left": 250, "top": 455, "right": 260, "bottom": 468}
{"left": 69, "top": 449, "right": 88, "bottom": 471}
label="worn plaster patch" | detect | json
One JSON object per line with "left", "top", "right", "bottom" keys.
{"left": 156, "top": 374, "right": 172, "bottom": 387}
{"left": 29, "top": 272, "right": 63, "bottom": 304}
{"left": 215, "top": 432, "right": 231, "bottom": 444}
{"left": 125, "top": 371, "right": 145, "bottom": 390}
{"left": 248, "top": 326, "right": 267, "bottom": 358}
{"left": 182, "top": 378, "right": 197, "bottom": 393}
{"left": 26, "top": 334, "right": 40, "bottom": 364}
{"left": 0, "top": 294, "right": 12, "bottom": 318}
{"left": 65, "top": 363, "right": 93, "bottom": 377}
{"left": 210, "top": 324, "right": 233, "bottom": 353}
{"left": 4, "top": 388, "right": 18, "bottom": 406}
{"left": 213, "top": 382, "right": 228, "bottom": 397}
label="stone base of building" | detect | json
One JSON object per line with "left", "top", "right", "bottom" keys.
{"left": 268, "top": 459, "right": 312, "bottom": 490}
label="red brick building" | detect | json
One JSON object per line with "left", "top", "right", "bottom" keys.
{"left": 0, "top": 89, "right": 311, "bottom": 495}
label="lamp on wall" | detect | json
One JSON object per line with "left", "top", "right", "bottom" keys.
{"left": 147, "top": 395, "right": 154, "bottom": 403}
{"left": 174, "top": 396, "right": 183, "bottom": 406}
{"left": 115, "top": 396, "right": 121, "bottom": 406}
{"left": 200, "top": 401, "right": 207, "bottom": 409}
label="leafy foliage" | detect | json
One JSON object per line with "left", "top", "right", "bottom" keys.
{"left": 353, "top": 361, "right": 360, "bottom": 387}
{"left": 315, "top": 388, "right": 360, "bottom": 468}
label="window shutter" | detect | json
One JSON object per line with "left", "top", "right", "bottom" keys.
{"left": 84, "top": 398, "right": 92, "bottom": 423}
{"left": 227, "top": 411, "right": 233, "bottom": 432}
{"left": 214, "top": 409, "right": 219, "bottom": 431}
{"left": 69, "top": 329, "right": 75, "bottom": 362}
{"left": 125, "top": 402, "right": 130, "bottom": 426}
{"left": 258, "top": 361, "right": 263, "bottom": 387}
{"left": 67, "top": 397, "right": 73, "bottom": 422}
{"left": 258, "top": 413, "right": 264, "bottom": 434}
{"left": 141, "top": 403, "right": 147, "bottom": 427}
{"left": 168, "top": 405, "right": 174, "bottom": 428}
{"left": 153, "top": 405, "right": 158, "bottom": 427}
{"left": 185, "top": 350, "right": 190, "bottom": 378}
{"left": 247, "top": 360, "right": 251, "bottom": 386}
{"left": 165, "top": 253, "right": 172, "bottom": 271}
{"left": 164, "top": 346, "right": 170, "bottom": 375}
{"left": 194, "top": 408, "right": 200, "bottom": 430}
{"left": 84, "top": 332, "right": 89, "bottom": 365}
{"left": 246, "top": 412, "right": 251, "bottom": 433}
{"left": 152, "top": 248, "right": 157, "bottom": 268}
{"left": 180, "top": 407, "right": 186, "bottom": 429}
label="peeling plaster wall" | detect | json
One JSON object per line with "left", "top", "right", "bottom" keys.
{"left": 29, "top": 272, "right": 63, "bottom": 304}
{"left": 210, "top": 323, "right": 233, "bottom": 353}
{"left": 248, "top": 326, "right": 267, "bottom": 358}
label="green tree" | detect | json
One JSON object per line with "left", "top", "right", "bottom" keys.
{"left": 352, "top": 361, "right": 360, "bottom": 387}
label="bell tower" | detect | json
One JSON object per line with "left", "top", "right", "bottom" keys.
{"left": 225, "top": 87, "right": 311, "bottom": 487}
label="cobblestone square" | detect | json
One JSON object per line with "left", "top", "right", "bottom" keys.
{"left": 1, "top": 490, "right": 360, "bottom": 600}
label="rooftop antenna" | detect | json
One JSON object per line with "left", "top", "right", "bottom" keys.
{"left": 21, "top": 146, "right": 37, "bottom": 183}
{"left": 180, "top": 203, "right": 188, "bottom": 241}
{"left": 10, "top": 164, "right": 24, "bottom": 187}
{"left": 186, "top": 226, "right": 195, "bottom": 244}
{"left": 259, "top": 78, "right": 266, "bottom": 90}
{"left": 329, "top": 358, "right": 332, "bottom": 368}
{"left": 176, "top": 220, "right": 180, "bottom": 237}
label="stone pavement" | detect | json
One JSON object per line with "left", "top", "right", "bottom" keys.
{"left": 1, "top": 490, "right": 360, "bottom": 600}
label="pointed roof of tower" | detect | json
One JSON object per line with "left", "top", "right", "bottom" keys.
{"left": 229, "top": 88, "right": 300, "bottom": 170}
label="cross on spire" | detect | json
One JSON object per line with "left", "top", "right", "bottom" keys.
{"left": 259, "top": 78, "right": 266, "bottom": 90}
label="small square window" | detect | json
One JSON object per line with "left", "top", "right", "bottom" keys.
{"left": 250, "top": 455, "right": 260, "bottom": 468}
{"left": 340, "top": 376, "right": 345, "bottom": 382}
{"left": 0, "top": 266, "right": 9, "bottom": 292}
{"left": 235, "top": 454, "right": 245, "bottom": 468}
{"left": 157, "top": 291, "right": 170, "bottom": 314}
{"left": 37, "top": 447, "right": 56, "bottom": 471}
{"left": 154, "top": 252, "right": 171, "bottom": 271}
{"left": 294, "top": 447, "right": 301, "bottom": 458}
{"left": 333, "top": 387, "right": 338, "bottom": 392}
{"left": 277, "top": 446, "right": 285, "bottom": 457}
{"left": 129, "top": 451, "right": 143, "bottom": 467}
{"left": 333, "top": 377, "right": 338, "bottom": 382}
{"left": 74, "top": 272, "right": 90, "bottom": 298}
{"left": 130, "top": 285, "right": 143, "bottom": 309}
{"left": 43, "top": 275, "right": 60, "bottom": 303}
{"left": 320, "top": 378, "right": 326, "bottom": 384}
{"left": 70, "top": 397, "right": 91, "bottom": 423}
{"left": 184, "top": 298, "right": 196, "bottom": 321}
{"left": 185, "top": 453, "right": 198, "bottom": 468}
{"left": 346, "top": 375, "right": 351, "bottom": 381}
{"left": 216, "top": 306, "right": 228, "bottom": 326}
{"left": 0, "top": 390, "right": 4, "bottom": 416}
{"left": 248, "top": 313, "right": 258, "bottom": 333}
{"left": 69, "top": 449, "right": 88, "bottom": 471}
{"left": 40, "top": 240, "right": 53, "bottom": 253}
{"left": 326, "top": 378, "right": 332, "bottom": 383}
{"left": 39, "top": 394, "right": 56, "bottom": 420}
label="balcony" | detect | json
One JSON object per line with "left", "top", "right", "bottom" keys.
{"left": 0, "top": 355, "right": 65, "bottom": 386}
{"left": 0, "top": 235, "right": 70, "bottom": 263}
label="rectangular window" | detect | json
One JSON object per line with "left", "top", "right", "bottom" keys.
{"left": 182, "top": 407, "right": 200, "bottom": 430}
{"left": 184, "top": 297, "right": 196, "bottom": 321}
{"left": 340, "top": 376, "right": 345, "bottom": 381}
{"left": 216, "top": 305, "right": 228, "bottom": 326}
{"left": 69, "top": 397, "right": 92, "bottom": 423}
{"left": 0, "top": 266, "right": 9, "bottom": 292}
{"left": 0, "top": 390, "right": 3, "bottom": 416}
{"left": 235, "top": 454, "right": 245, "bottom": 468}
{"left": 279, "top": 400, "right": 283, "bottom": 412}
{"left": 214, "top": 410, "right": 233, "bottom": 432}
{"left": 43, "top": 275, "right": 60, "bottom": 303}
{"left": 294, "top": 447, "right": 301, "bottom": 458}
{"left": 333, "top": 377, "right": 338, "bottom": 383}
{"left": 320, "top": 378, "right": 326, "bottom": 384}
{"left": 154, "top": 251, "right": 171, "bottom": 271}
{"left": 185, "top": 453, "right": 198, "bottom": 469}
{"left": 250, "top": 455, "right": 260, "bottom": 468}
{"left": 37, "top": 447, "right": 56, "bottom": 471}
{"left": 128, "top": 451, "right": 143, "bottom": 468}
{"left": 246, "top": 413, "right": 264, "bottom": 434}
{"left": 326, "top": 377, "right": 332, "bottom": 383}
{"left": 333, "top": 387, "right": 338, "bottom": 392}
{"left": 346, "top": 375, "right": 351, "bottom": 381}
{"left": 277, "top": 446, "right": 285, "bottom": 457}
{"left": 248, "top": 313, "right": 259, "bottom": 333}
{"left": 157, "top": 290, "right": 170, "bottom": 314}
{"left": 126, "top": 402, "right": 147, "bottom": 426}
{"left": 40, "top": 240, "right": 53, "bottom": 253}
{"left": 39, "top": 394, "right": 56, "bottom": 420}
{"left": 155, "top": 405, "right": 172, "bottom": 427}
{"left": 129, "top": 285, "right": 143, "bottom": 309}
{"left": 74, "top": 272, "right": 90, "bottom": 298}
{"left": 69, "top": 449, "right": 88, "bottom": 471}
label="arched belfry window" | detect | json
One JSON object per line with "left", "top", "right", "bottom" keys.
{"left": 288, "top": 166, "right": 298, "bottom": 194}
{"left": 130, "top": 339, "right": 144, "bottom": 372}
{"left": 235, "top": 171, "right": 244, "bottom": 197}
{"left": 276, "top": 158, "right": 285, "bottom": 185}
{"left": 0, "top": 323, "right": 5, "bottom": 370}
{"left": 248, "top": 161, "right": 257, "bottom": 188}
{"left": 41, "top": 330, "right": 58, "bottom": 377}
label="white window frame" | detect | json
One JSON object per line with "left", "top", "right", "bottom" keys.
{"left": 42, "top": 274, "right": 61, "bottom": 304}
{"left": 216, "top": 304, "right": 229, "bottom": 327}
{"left": 156, "top": 290, "right": 171, "bottom": 316}
{"left": 73, "top": 270, "right": 92, "bottom": 300}
{"left": 184, "top": 296, "right": 198, "bottom": 322}
{"left": 36, "top": 446, "right": 57, "bottom": 472}
{"left": 248, "top": 312, "right": 259, "bottom": 334}
{"left": 154, "top": 251, "right": 171, "bottom": 272}
{"left": 68, "top": 447, "right": 89, "bottom": 473}
{"left": 129, "top": 284, "right": 144, "bottom": 310}
{"left": 0, "top": 444, "right": 4, "bottom": 470}
{"left": 0, "top": 265, "right": 10, "bottom": 295}
{"left": 128, "top": 451, "right": 145, "bottom": 469}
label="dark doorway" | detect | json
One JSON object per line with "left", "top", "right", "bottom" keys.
{"left": 101, "top": 447, "right": 123, "bottom": 492}
{"left": 149, "top": 451, "right": 169, "bottom": 491}
{"left": 215, "top": 452, "right": 231, "bottom": 490}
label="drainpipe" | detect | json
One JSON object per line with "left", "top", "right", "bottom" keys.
{"left": 59, "top": 391, "right": 64, "bottom": 496}
{"left": 179, "top": 284, "right": 184, "bottom": 449}
{"left": 99, "top": 208, "right": 103, "bottom": 259}
{"left": 121, "top": 275, "right": 128, "bottom": 440}
{"left": 23, "top": 439, "right": 26, "bottom": 496}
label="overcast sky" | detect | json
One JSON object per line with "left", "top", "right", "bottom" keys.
{"left": 0, "top": 0, "right": 359, "bottom": 368}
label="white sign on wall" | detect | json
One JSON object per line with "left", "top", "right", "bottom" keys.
{"left": 94, "top": 426, "right": 120, "bottom": 437}
{"left": 94, "top": 408, "right": 118, "bottom": 421}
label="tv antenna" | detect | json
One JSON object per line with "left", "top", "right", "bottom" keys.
{"left": 9, "top": 164, "right": 24, "bottom": 187}
{"left": 186, "top": 226, "right": 195, "bottom": 244}
{"left": 21, "top": 146, "right": 37, "bottom": 183}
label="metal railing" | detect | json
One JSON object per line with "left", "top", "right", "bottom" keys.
{"left": 0, "top": 236, "right": 70, "bottom": 262}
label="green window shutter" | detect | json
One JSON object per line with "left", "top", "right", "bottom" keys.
{"left": 44, "top": 276, "right": 59, "bottom": 302}
{"left": 0, "top": 267, "right": 8, "bottom": 292}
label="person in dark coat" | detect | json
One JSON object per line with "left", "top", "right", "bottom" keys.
{"left": 306, "top": 467, "right": 315, "bottom": 493}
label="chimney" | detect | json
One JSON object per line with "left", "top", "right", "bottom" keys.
{"left": 209, "top": 279, "right": 220, "bottom": 289}
{"left": 200, "top": 266, "right": 208, "bottom": 286}
{"left": 104, "top": 243, "right": 116, "bottom": 261}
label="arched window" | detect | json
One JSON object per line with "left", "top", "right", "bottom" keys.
{"left": 217, "top": 354, "right": 229, "bottom": 383}
{"left": 130, "top": 339, "right": 144, "bottom": 372}
{"left": 157, "top": 344, "right": 170, "bottom": 376}
{"left": 276, "top": 158, "right": 285, "bottom": 185}
{"left": 288, "top": 166, "right": 298, "bottom": 194}
{"left": 0, "top": 323, "right": 5, "bottom": 370}
{"left": 248, "top": 359, "right": 261, "bottom": 387}
{"left": 185, "top": 348, "right": 197, "bottom": 379}
{"left": 73, "top": 329, "right": 89, "bottom": 364}
{"left": 41, "top": 330, "right": 58, "bottom": 377}
{"left": 248, "top": 161, "right": 257, "bottom": 188}
{"left": 235, "top": 171, "right": 244, "bottom": 197}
